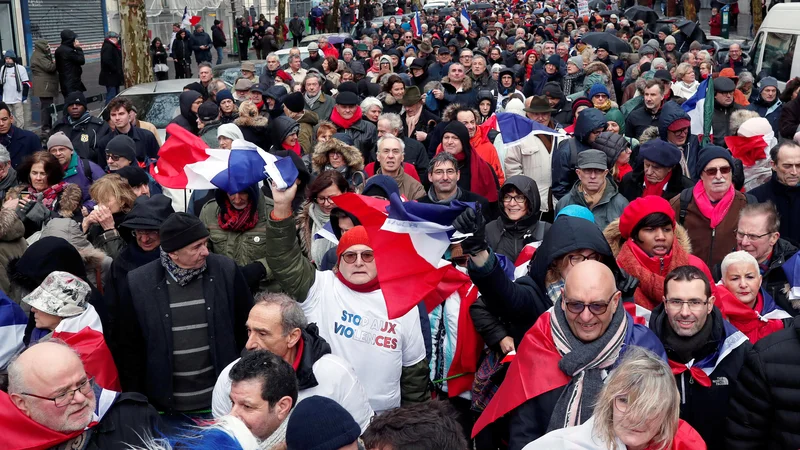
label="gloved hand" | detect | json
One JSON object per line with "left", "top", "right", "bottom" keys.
{"left": 452, "top": 207, "right": 488, "bottom": 256}
{"left": 240, "top": 262, "right": 267, "bottom": 292}
{"left": 19, "top": 201, "right": 50, "bottom": 225}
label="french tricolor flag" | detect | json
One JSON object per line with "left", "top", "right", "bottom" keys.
{"left": 460, "top": 7, "right": 471, "bottom": 30}
{"left": 333, "top": 193, "right": 471, "bottom": 319}
{"left": 682, "top": 77, "right": 714, "bottom": 144}
{"left": 411, "top": 11, "right": 422, "bottom": 38}
{"left": 0, "top": 292, "right": 26, "bottom": 370}
{"left": 151, "top": 124, "right": 298, "bottom": 193}
{"left": 497, "top": 112, "right": 565, "bottom": 146}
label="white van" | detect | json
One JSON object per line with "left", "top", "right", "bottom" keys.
{"left": 750, "top": 3, "right": 800, "bottom": 90}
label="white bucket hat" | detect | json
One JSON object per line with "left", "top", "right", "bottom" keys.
{"left": 23, "top": 271, "right": 90, "bottom": 318}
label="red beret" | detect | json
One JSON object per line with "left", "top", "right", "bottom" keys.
{"left": 337, "top": 225, "right": 372, "bottom": 260}
{"left": 618, "top": 196, "right": 676, "bottom": 240}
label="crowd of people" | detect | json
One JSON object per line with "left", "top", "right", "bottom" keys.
{"left": 5, "top": 0, "right": 800, "bottom": 449}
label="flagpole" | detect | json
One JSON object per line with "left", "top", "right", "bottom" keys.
{"left": 701, "top": 67, "right": 714, "bottom": 147}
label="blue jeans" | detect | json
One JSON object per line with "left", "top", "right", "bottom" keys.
{"left": 105, "top": 86, "right": 119, "bottom": 104}
{"left": 215, "top": 47, "right": 224, "bottom": 65}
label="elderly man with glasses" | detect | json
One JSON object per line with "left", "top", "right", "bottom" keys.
{"left": 265, "top": 180, "right": 430, "bottom": 414}
{"left": 469, "top": 258, "right": 665, "bottom": 450}
{"left": 2, "top": 340, "right": 160, "bottom": 448}
{"left": 648, "top": 265, "right": 750, "bottom": 450}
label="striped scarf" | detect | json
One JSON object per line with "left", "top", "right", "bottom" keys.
{"left": 547, "top": 299, "right": 627, "bottom": 431}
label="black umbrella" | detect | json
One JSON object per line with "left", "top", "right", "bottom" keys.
{"left": 598, "top": 9, "right": 623, "bottom": 17}
{"left": 675, "top": 18, "right": 698, "bottom": 37}
{"left": 580, "top": 32, "right": 633, "bottom": 55}
{"left": 438, "top": 7, "right": 455, "bottom": 15}
{"left": 467, "top": 2, "right": 493, "bottom": 10}
{"left": 588, "top": 0, "right": 608, "bottom": 10}
{"left": 624, "top": 5, "right": 659, "bottom": 22}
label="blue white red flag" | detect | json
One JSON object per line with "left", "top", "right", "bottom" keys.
{"left": 181, "top": 6, "right": 202, "bottom": 29}
{"left": 411, "top": 11, "right": 422, "bottom": 37}
{"left": 460, "top": 7, "right": 471, "bottom": 30}
{"left": 496, "top": 112, "right": 565, "bottom": 145}
{"left": 681, "top": 77, "right": 714, "bottom": 145}
{"left": 333, "top": 193, "right": 471, "bottom": 319}
{"left": 0, "top": 291, "right": 26, "bottom": 369}
{"left": 151, "top": 124, "right": 297, "bottom": 193}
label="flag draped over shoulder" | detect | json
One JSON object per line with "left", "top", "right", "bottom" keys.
{"left": 332, "top": 193, "right": 471, "bottom": 319}
{"left": 681, "top": 77, "right": 714, "bottom": 146}
{"left": 151, "top": 124, "right": 297, "bottom": 193}
{"left": 496, "top": 112, "right": 565, "bottom": 148}
{"left": 0, "top": 292, "right": 26, "bottom": 369}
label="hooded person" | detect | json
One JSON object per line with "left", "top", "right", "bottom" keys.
{"left": 551, "top": 108, "right": 608, "bottom": 200}
{"left": 657, "top": 100, "right": 702, "bottom": 180}
{"left": 54, "top": 29, "right": 86, "bottom": 97}
{"left": 269, "top": 115, "right": 302, "bottom": 156}
{"left": 619, "top": 138, "right": 694, "bottom": 202}
{"left": 168, "top": 90, "right": 202, "bottom": 135}
{"left": 435, "top": 121, "right": 500, "bottom": 205}
{"left": 311, "top": 135, "right": 366, "bottom": 191}
{"left": 7, "top": 236, "right": 111, "bottom": 344}
{"left": 591, "top": 130, "right": 631, "bottom": 183}
{"left": 604, "top": 196, "right": 715, "bottom": 311}
{"left": 477, "top": 90, "right": 497, "bottom": 124}
{"left": 746, "top": 76, "right": 783, "bottom": 139}
{"left": 199, "top": 183, "right": 280, "bottom": 293}
{"left": 485, "top": 175, "right": 550, "bottom": 262}
{"left": 283, "top": 91, "right": 319, "bottom": 155}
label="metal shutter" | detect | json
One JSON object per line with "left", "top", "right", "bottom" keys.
{"left": 27, "top": 0, "right": 106, "bottom": 57}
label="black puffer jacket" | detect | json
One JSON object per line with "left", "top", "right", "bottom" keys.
{"left": 726, "top": 316, "right": 800, "bottom": 449}
{"left": 54, "top": 29, "right": 86, "bottom": 96}
{"left": 336, "top": 118, "right": 378, "bottom": 164}
{"left": 485, "top": 175, "right": 549, "bottom": 262}
{"left": 711, "top": 99, "right": 743, "bottom": 148}
{"left": 650, "top": 304, "right": 750, "bottom": 450}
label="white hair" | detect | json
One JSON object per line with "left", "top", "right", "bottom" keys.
{"left": 721, "top": 250, "right": 760, "bottom": 277}
{"left": 377, "top": 134, "right": 405, "bottom": 153}
{"left": 360, "top": 96, "right": 382, "bottom": 112}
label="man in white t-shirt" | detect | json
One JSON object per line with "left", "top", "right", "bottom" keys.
{"left": 0, "top": 50, "right": 30, "bottom": 128}
{"left": 266, "top": 181, "right": 430, "bottom": 413}
{"left": 211, "top": 292, "right": 374, "bottom": 432}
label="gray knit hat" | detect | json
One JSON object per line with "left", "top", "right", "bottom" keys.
{"left": 568, "top": 55, "right": 583, "bottom": 68}
{"left": 46, "top": 131, "right": 74, "bottom": 151}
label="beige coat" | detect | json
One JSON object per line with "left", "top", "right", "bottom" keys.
{"left": 504, "top": 134, "right": 553, "bottom": 212}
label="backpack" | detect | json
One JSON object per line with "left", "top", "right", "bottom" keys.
{"left": 82, "top": 159, "right": 94, "bottom": 184}
{"left": 678, "top": 187, "right": 692, "bottom": 225}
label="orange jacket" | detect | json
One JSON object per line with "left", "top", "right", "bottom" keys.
{"left": 470, "top": 129, "right": 505, "bottom": 185}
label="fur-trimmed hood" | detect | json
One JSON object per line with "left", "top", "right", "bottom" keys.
{"left": 234, "top": 113, "right": 269, "bottom": 128}
{"left": 5, "top": 183, "right": 83, "bottom": 219}
{"left": 0, "top": 208, "right": 25, "bottom": 241}
{"left": 584, "top": 61, "right": 616, "bottom": 99}
{"left": 311, "top": 138, "right": 364, "bottom": 174}
{"left": 603, "top": 218, "right": 693, "bottom": 257}
{"left": 441, "top": 75, "right": 474, "bottom": 92}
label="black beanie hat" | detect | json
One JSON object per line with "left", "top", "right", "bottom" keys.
{"left": 696, "top": 145, "right": 734, "bottom": 175}
{"left": 443, "top": 121, "right": 471, "bottom": 154}
{"left": 116, "top": 165, "right": 150, "bottom": 187}
{"left": 105, "top": 135, "right": 138, "bottom": 163}
{"left": 286, "top": 396, "right": 361, "bottom": 450}
{"left": 65, "top": 91, "right": 88, "bottom": 108}
{"left": 283, "top": 92, "right": 305, "bottom": 113}
{"left": 159, "top": 212, "right": 210, "bottom": 253}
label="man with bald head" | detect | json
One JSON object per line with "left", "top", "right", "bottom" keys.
{"left": 3, "top": 341, "right": 160, "bottom": 448}
{"left": 472, "top": 260, "right": 667, "bottom": 450}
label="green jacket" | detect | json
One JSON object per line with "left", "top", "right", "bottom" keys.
{"left": 265, "top": 213, "right": 430, "bottom": 404}
{"left": 200, "top": 190, "right": 281, "bottom": 293}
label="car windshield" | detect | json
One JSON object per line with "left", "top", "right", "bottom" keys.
{"left": 214, "top": 63, "right": 267, "bottom": 87}
{"left": 122, "top": 93, "right": 181, "bottom": 128}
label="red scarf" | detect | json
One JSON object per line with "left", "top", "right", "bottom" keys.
{"left": 725, "top": 134, "right": 768, "bottom": 167}
{"left": 616, "top": 239, "right": 690, "bottom": 311}
{"left": 291, "top": 337, "right": 305, "bottom": 371}
{"left": 331, "top": 106, "right": 364, "bottom": 129}
{"left": 692, "top": 181, "right": 734, "bottom": 228}
{"left": 218, "top": 197, "right": 259, "bottom": 232}
{"left": 282, "top": 140, "right": 302, "bottom": 155}
{"left": 715, "top": 286, "right": 786, "bottom": 343}
{"left": 335, "top": 269, "right": 381, "bottom": 293}
{"left": 668, "top": 359, "right": 712, "bottom": 387}
{"left": 616, "top": 162, "right": 632, "bottom": 182}
{"left": 30, "top": 181, "right": 67, "bottom": 211}
{"left": 643, "top": 171, "right": 673, "bottom": 197}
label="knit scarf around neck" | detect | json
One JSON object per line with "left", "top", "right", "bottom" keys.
{"left": 67, "top": 112, "right": 92, "bottom": 127}
{"left": 282, "top": 140, "right": 302, "bottom": 155}
{"left": 160, "top": 249, "right": 207, "bottom": 287}
{"left": 218, "top": 197, "right": 259, "bottom": 232}
{"left": 562, "top": 70, "right": 583, "bottom": 95}
{"left": 63, "top": 152, "right": 80, "bottom": 178}
{"left": 547, "top": 300, "right": 627, "bottom": 431}
{"left": 692, "top": 181, "right": 734, "bottom": 228}
{"left": 30, "top": 181, "right": 67, "bottom": 211}
{"left": 335, "top": 269, "right": 381, "bottom": 292}
{"left": 617, "top": 239, "right": 690, "bottom": 310}
{"left": 304, "top": 91, "right": 322, "bottom": 107}
{"left": 643, "top": 171, "right": 672, "bottom": 197}
{"left": 593, "top": 98, "right": 613, "bottom": 112}
{"left": 331, "top": 106, "right": 363, "bottom": 129}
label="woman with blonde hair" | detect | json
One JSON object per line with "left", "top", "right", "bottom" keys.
{"left": 524, "top": 347, "right": 706, "bottom": 450}
{"left": 83, "top": 173, "right": 137, "bottom": 258}
{"left": 671, "top": 63, "right": 699, "bottom": 100}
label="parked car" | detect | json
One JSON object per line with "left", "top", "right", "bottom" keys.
{"left": 749, "top": 3, "right": 800, "bottom": 89}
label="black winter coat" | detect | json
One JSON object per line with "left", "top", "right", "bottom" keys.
{"left": 54, "top": 30, "right": 86, "bottom": 96}
{"left": 726, "top": 316, "right": 800, "bottom": 449}
{"left": 52, "top": 115, "right": 114, "bottom": 167}
{"left": 190, "top": 30, "right": 213, "bottom": 62}
{"left": 99, "top": 39, "right": 123, "bottom": 87}
{"left": 551, "top": 108, "right": 608, "bottom": 200}
{"left": 711, "top": 100, "right": 743, "bottom": 148}
{"left": 172, "top": 34, "right": 193, "bottom": 64}
{"left": 748, "top": 173, "right": 800, "bottom": 247}
{"left": 619, "top": 165, "right": 694, "bottom": 201}
{"left": 650, "top": 305, "right": 750, "bottom": 450}
{"left": 625, "top": 102, "right": 661, "bottom": 140}
{"left": 485, "top": 175, "right": 550, "bottom": 262}
{"left": 83, "top": 391, "right": 162, "bottom": 449}
{"left": 336, "top": 118, "right": 377, "bottom": 164}
{"left": 211, "top": 25, "right": 227, "bottom": 48}
{"left": 115, "top": 253, "right": 253, "bottom": 411}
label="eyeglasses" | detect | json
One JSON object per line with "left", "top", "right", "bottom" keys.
{"left": 432, "top": 169, "right": 457, "bottom": 176}
{"left": 316, "top": 195, "right": 336, "bottom": 205}
{"left": 702, "top": 166, "right": 731, "bottom": 177}
{"left": 502, "top": 194, "right": 526, "bottom": 204}
{"left": 669, "top": 127, "right": 689, "bottom": 135}
{"left": 563, "top": 291, "right": 618, "bottom": 315}
{"left": 328, "top": 151, "right": 343, "bottom": 158}
{"left": 664, "top": 298, "right": 709, "bottom": 311}
{"left": 735, "top": 230, "right": 773, "bottom": 241}
{"left": 568, "top": 253, "right": 602, "bottom": 266}
{"left": 341, "top": 250, "right": 375, "bottom": 264}
{"left": 106, "top": 154, "right": 121, "bottom": 162}
{"left": 614, "top": 395, "right": 630, "bottom": 413}
{"left": 20, "top": 377, "right": 94, "bottom": 408}
{"left": 132, "top": 229, "right": 159, "bottom": 238}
